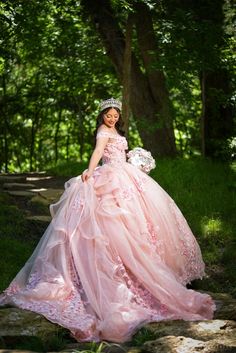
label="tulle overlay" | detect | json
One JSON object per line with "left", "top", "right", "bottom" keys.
{"left": 0, "top": 132, "right": 215, "bottom": 342}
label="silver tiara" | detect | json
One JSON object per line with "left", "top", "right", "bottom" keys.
{"left": 100, "top": 97, "right": 122, "bottom": 111}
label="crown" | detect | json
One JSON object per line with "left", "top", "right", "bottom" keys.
{"left": 100, "top": 97, "right": 122, "bottom": 111}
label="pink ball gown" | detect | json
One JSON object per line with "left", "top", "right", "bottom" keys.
{"left": 0, "top": 130, "right": 215, "bottom": 342}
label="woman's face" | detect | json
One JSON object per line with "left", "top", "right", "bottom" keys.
{"left": 103, "top": 108, "right": 119, "bottom": 128}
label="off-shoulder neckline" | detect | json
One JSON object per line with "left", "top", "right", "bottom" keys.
{"left": 97, "top": 130, "right": 123, "bottom": 138}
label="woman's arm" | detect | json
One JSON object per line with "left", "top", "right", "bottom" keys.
{"left": 82, "top": 135, "right": 108, "bottom": 182}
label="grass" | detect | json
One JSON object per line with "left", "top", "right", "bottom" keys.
{"left": 150, "top": 157, "right": 236, "bottom": 295}
{"left": 0, "top": 336, "right": 123, "bottom": 353}
{"left": 0, "top": 329, "right": 71, "bottom": 352}
{"left": 0, "top": 237, "right": 36, "bottom": 292}
{"left": 0, "top": 193, "right": 28, "bottom": 239}
{"left": 47, "top": 159, "right": 88, "bottom": 177}
{"left": 131, "top": 327, "right": 158, "bottom": 346}
{"left": 73, "top": 341, "right": 123, "bottom": 352}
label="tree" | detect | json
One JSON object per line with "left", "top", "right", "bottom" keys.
{"left": 0, "top": 0, "right": 120, "bottom": 171}
{"left": 81, "top": 0, "right": 177, "bottom": 157}
{"left": 161, "top": 0, "right": 235, "bottom": 159}
{"left": 195, "top": 0, "right": 235, "bottom": 159}
{"left": 0, "top": 0, "right": 234, "bottom": 171}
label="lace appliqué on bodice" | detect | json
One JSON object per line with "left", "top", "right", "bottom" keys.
{"left": 96, "top": 131, "right": 128, "bottom": 166}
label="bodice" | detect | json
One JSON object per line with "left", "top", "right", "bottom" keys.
{"left": 96, "top": 130, "right": 128, "bottom": 166}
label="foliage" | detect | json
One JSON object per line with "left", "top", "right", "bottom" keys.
{"left": 0, "top": 327, "right": 71, "bottom": 352}
{"left": 151, "top": 0, "right": 235, "bottom": 158}
{"left": 151, "top": 158, "right": 236, "bottom": 294}
{"left": 0, "top": 0, "right": 120, "bottom": 172}
{"left": 47, "top": 159, "right": 88, "bottom": 177}
{"left": 0, "top": 236, "right": 35, "bottom": 291}
{"left": 131, "top": 327, "right": 157, "bottom": 346}
{"left": 0, "top": 0, "right": 235, "bottom": 171}
{"left": 0, "top": 196, "right": 27, "bottom": 238}
{"left": 74, "top": 341, "right": 121, "bottom": 353}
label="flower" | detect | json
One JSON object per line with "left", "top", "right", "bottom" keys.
{"left": 127, "top": 147, "right": 156, "bottom": 173}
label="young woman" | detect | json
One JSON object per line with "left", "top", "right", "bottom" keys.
{"left": 0, "top": 98, "right": 215, "bottom": 343}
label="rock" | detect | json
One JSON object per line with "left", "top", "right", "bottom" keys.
{"left": 38, "top": 188, "right": 63, "bottom": 202}
{"left": 209, "top": 292, "right": 233, "bottom": 301}
{"left": 0, "top": 349, "right": 37, "bottom": 353}
{"left": 26, "top": 175, "right": 53, "bottom": 182}
{"left": 51, "top": 343, "right": 135, "bottom": 353}
{"left": 210, "top": 292, "right": 236, "bottom": 321}
{"left": 0, "top": 292, "right": 236, "bottom": 352}
{"left": 5, "top": 190, "right": 35, "bottom": 197}
{"left": 0, "top": 307, "right": 61, "bottom": 338}
{"left": 0, "top": 175, "right": 27, "bottom": 184}
{"left": 26, "top": 215, "right": 51, "bottom": 223}
{"left": 214, "top": 300, "right": 236, "bottom": 321}
{"left": 145, "top": 319, "right": 236, "bottom": 344}
{"left": 143, "top": 335, "right": 236, "bottom": 353}
{"left": 3, "top": 183, "right": 36, "bottom": 190}
{"left": 31, "top": 194, "right": 51, "bottom": 206}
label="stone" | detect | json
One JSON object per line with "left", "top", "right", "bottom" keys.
{"left": 145, "top": 319, "right": 236, "bottom": 344}
{"left": 27, "top": 175, "right": 53, "bottom": 182}
{"left": 0, "top": 350, "right": 37, "bottom": 353}
{"left": 0, "top": 175, "right": 27, "bottom": 183}
{"left": 0, "top": 293, "right": 236, "bottom": 353}
{"left": 210, "top": 292, "right": 236, "bottom": 321}
{"left": 26, "top": 215, "right": 51, "bottom": 223}
{"left": 38, "top": 189, "right": 63, "bottom": 202}
{"left": 143, "top": 335, "right": 236, "bottom": 353}
{"left": 5, "top": 190, "right": 34, "bottom": 197}
{"left": 0, "top": 307, "right": 61, "bottom": 338}
{"left": 3, "top": 183, "right": 36, "bottom": 190}
{"left": 31, "top": 195, "right": 51, "bottom": 206}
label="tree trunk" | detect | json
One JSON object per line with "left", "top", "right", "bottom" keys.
{"left": 122, "top": 13, "right": 133, "bottom": 137}
{"left": 200, "top": 69, "right": 234, "bottom": 159}
{"left": 66, "top": 135, "right": 70, "bottom": 162}
{"left": 29, "top": 111, "right": 40, "bottom": 171}
{"left": 30, "top": 121, "right": 36, "bottom": 172}
{"left": 2, "top": 74, "right": 9, "bottom": 172}
{"left": 54, "top": 110, "right": 62, "bottom": 163}
{"left": 81, "top": 0, "right": 177, "bottom": 157}
{"left": 195, "top": 0, "right": 235, "bottom": 159}
{"left": 133, "top": 3, "right": 176, "bottom": 156}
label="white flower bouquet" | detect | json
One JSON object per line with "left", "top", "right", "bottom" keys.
{"left": 127, "top": 147, "right": 156, "bottom": 174}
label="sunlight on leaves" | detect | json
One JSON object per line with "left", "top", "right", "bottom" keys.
{"left": 201, "top": 217, "right": 223, "bottom": 238}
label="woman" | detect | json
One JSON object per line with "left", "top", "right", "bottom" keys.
{"left": 0, "top": 98, "right": 215, "bottom": 343}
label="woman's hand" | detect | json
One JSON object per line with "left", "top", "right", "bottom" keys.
{"left": 82, "top": 169, "right": 93, "bottom": 182}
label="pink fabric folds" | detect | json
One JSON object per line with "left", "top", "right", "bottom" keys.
{"left": 0, "top": 132, "right": 215, "bottom": 343}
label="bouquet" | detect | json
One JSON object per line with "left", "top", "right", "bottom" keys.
{"left": 127, "top": 147, "right": 156, "bottom": 174}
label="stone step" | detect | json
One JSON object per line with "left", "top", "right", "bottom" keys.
{"left": 0, "top": 175, "right": 27, "bottom": 184}
{"left": 0, "top": 350, "right": 37, "bottom": 353}
{"left": 0, "top": 307, "right": 64, "bottom": 338}
{"left": 4, "top": 188, "right": 64, "bottom": 201}
{"left": 0, "top": 308, "right": 235, "bottom": 352}
{"left": 38, "top": 188, "right": 63, "bottom": 202}
{"left": 5, "top": 190, "right": 35, "bottom": 197}
{"left": 31, "top": 194, "right": 51, "bottom": 206}
{"left": 3, "top": 182, "right": 36, "bottom": 190}
{"left": 26, "top": 175, "right": 53, "bottom": 182}
{"left": 26, "top": 215, "right": 51, "bottom": 223}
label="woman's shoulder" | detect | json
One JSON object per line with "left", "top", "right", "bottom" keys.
{"left": 96, "top": 125, "right": 117, "bottom": 139}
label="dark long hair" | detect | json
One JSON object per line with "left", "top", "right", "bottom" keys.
{"left": 94, "top": 107, "right": 125, "bottom": 140}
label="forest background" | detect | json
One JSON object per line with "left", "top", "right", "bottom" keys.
{"left": 0, "top": 0, "right": 236, "bottom": 298}
{"left": 0, "top": 0, "right": 235, "bottom": 171}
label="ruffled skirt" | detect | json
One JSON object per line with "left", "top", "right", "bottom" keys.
{"left": 0, "top": 162, "right": 215, "bottom": 342}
